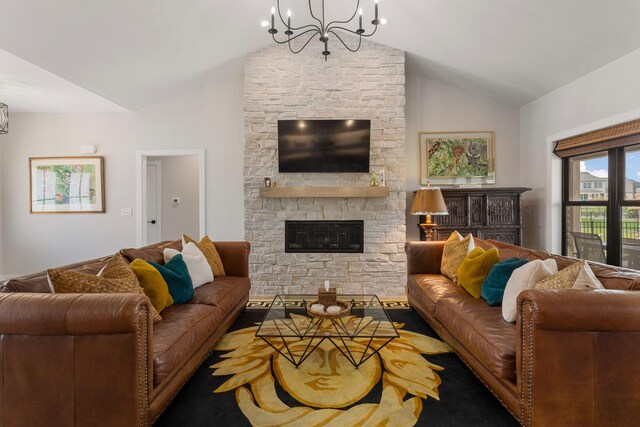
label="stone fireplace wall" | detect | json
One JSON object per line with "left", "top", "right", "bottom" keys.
{"left": 244, "top": 39, "right": 406, "bottom": 297}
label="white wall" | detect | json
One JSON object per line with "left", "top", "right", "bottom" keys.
{"left": 520, "top": 48, "right": 640, "bottom": 252}
{"left": 1, "top": 60, "right": 244, "bottom": 276}
{"left": 148, "top": 156, "right": 199, "bottom": 241}
{"left": 405, "top": 73, "right": 521, "bottom": 241}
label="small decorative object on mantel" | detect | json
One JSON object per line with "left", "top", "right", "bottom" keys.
{"left": 410, "top": 182, "right": 449, "bottom": 241}
{"left": 29, "top": 156, "right": 105, "bottom": 214}
{"left": 263, "top": 177, "right": 271, "bottom": 187}
{"left": 370, "top": 172, "right": 379, "bottom": 187}
{"left": 419, "top": 131, "right": 495, "bottom": 185}
{"left": 0, "top": 102, "right": 8, "bottom": 134}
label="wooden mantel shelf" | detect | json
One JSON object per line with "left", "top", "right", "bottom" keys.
{"left": 260, "top": 186, "right": 390, "bottom": 198}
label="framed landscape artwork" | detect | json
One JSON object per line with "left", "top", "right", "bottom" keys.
{"left": 419, "top": 131, "right": 495, "bottom": 185}
{"left": 29, "top": 156, "right": 105, "bottom": 213}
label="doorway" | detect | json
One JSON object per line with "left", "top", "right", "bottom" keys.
{"left": 136, "top": 149, "right": 205, "bottom": 246}
{"left": 146, "top": 160, "right": 162, "bottom": 243}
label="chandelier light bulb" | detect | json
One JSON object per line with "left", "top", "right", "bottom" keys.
{"left": 380, "top": 18, "right": 388, "bottom": 25}
{"left": 271, "top": 6, "right": 275, "bottom": 15}
{"left": 359, "top": 8, "right": 363, "bottom": 16}
{"left": 287, "top": 9, "right": 291, "bottom": 17}
{"left": 260, "top": 20, "right": 270, "bottom": 28}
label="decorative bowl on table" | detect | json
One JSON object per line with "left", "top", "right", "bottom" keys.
{"left": 306, "top": 300, "right": 353, "bottom": 319}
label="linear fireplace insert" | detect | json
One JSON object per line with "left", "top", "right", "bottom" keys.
{"left": 285, "top": 220, "right": 364, "bottom": 253}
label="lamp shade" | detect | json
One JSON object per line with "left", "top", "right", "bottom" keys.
{"left": 411, "top": 187, "right": 448, "bottom": 215}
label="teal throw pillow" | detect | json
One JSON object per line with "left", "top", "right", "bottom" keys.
{"left": 149, "top": 254, "right": 194, "bottom": 304}
{"left": 481, "top": 257, "right": 529, "bottom": 306}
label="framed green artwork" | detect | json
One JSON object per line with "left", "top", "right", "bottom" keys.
{"left": 419, "top": 131, "right": 495, "bottom": 185}
{"left": 29, "top": 156, "right": 105, "bottom": 213}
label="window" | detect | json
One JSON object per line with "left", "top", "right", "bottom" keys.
{"left": 562, "top": 145, "right": 640, "bottom": 268}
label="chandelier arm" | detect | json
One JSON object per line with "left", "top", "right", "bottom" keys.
{"left": 275, "top": 0, "right": 321, "bottom": 32}
{"left": 329, "top": 30, "right": 362, "bottom": 53}
{"left": 328, "top": 24, "right": 378, "bottom": 38}
{"left": 288, "top": 32, "right": 319, "bottom": 54}
{"left": 325, "top": 0, "right": 360, "bottom": 27}
{"left": 272, "top": 28, "right": 320, "bottom": 45}
{"left": 290, "top": 23, "right": 323, "bottom": 32}
{"left": 307, "top": 0, "right": 325, "bottom": 30}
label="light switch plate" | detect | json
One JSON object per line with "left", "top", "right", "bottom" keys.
{"left": 121, "top": 208, "right": 133, "bottom": 217}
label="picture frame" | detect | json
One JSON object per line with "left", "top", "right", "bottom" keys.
{"left": 29, "top": 156, "right": 105, "bottom": 213}
{"left": 419, "top": 131, "right": 495, "bottom": 185}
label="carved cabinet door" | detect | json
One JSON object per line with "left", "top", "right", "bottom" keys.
{"left": 487, "top": 195, "right": 518, "bottom": 226}
{"left": 438, "top": 196, "right": 467, "bottom": 227}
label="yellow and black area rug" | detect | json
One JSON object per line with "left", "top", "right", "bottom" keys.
{"left": 156, "top": 306, "right": 518, "bottom": 426}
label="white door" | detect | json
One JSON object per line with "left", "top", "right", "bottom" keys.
{"left": 146, "top": 161, "right": 161, "bottom": 244}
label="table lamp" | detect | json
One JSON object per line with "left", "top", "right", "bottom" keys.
{"left": 411, "top": 184, "right": 448, "bottom": 241}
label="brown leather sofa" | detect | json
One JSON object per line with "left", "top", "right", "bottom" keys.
{"left": 0, "top": 239, "right": 250, "bottom": 426}
{"left": 406, "top": 238, "right": 640, "bottom": 427}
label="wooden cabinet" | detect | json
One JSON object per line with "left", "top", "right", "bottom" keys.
{"left": 417, "top": 187, "right": 531, "bottom": 245}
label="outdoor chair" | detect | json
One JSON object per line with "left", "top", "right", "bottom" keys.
{"left": 570, "top": 231, "right": 606, "bottom": 263}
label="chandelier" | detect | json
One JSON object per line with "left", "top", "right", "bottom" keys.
{"left": 261, "top": 0, "right": 387, "bottom": 61}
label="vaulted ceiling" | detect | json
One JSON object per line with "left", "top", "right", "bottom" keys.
{"left": 1, "top": 0, "right": 640, "bottom": 112}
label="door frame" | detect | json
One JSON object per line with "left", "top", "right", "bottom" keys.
{"left": 136, "top": 149, "right": 206, "bottom": 247}
{"left": 146, "top": 160, "right": 162, "bottom": 244}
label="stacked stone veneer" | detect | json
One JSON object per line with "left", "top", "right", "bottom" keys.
{"left": 244, "top": 38, "right": 406, "bottom": 297}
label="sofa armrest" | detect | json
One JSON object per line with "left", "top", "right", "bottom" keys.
{"left": 404, "top": 241, "right": 444, "bottom": 275}
{"left": 214, "top": 241, "right": 251, "bottom": 277}
{"left": 517, "top": 289, "right": 640, "bottom": 427}
{"left": 0, "top": 293, "right": 152, "bottom": 427}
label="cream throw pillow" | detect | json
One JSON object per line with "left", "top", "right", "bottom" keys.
{"left": 164, "top": 242, "right": 213, "bottom": 288}
{"left": 182, "top": 234, "right": 226, "bottom": 277}
{"left": 502, "top": 259, "right": 558, "bottom": 322}
{"left": 441, "top": 231, "right": 475, "bottom": 281}
{"left": 536, "top": 260, "right": 604, "bottom": 290}
{"left": 573, "top": 262, "right": 605, "bottom": 289}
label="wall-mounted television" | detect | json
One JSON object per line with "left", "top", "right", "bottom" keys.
{"left": 278, "top": 119, "right": 370, "bottom": 173}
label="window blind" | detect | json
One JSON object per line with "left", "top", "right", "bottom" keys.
{"left": 553, "top": 118, "right": 640, "bottom": 158}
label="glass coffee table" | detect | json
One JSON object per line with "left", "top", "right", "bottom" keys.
{"left": 256, "top": 294, "right": 399, "bottom": 368}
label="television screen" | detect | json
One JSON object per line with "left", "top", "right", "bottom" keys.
{"left": 278, "top": 119, "right": 370, "bottom": 173}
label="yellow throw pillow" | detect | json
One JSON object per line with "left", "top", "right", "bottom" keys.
{"left": 535, "top": 260, "right": 585, "bottom": 289}
{"left": 48, "top": 253, "right": 162, "bottom": 322}
{"left": 457, "top": 247, "right": 501, "bottom": 298}
{"left": 441, "top": 231, "right": 475, "bottom": 281}
{"left": 183, "top": 234, "right": 226, "bottom": 277}
{"left": 130, "top": 259, "right": 174, "bottom": 313}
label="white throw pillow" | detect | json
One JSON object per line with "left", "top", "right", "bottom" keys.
{"left": 572, "top": 261, "right": 604, "bottom": 289}
{"left": 164, "top": 242, "right": 213, "bottom": 289}
{"left": 502, "top": 259, "right": 558, "bottom": 322}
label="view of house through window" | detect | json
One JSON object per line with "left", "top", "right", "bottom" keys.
{"left": 563, "top": 144, "right": 640, "bottom": 269}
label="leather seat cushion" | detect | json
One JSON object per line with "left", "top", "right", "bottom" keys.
{"left": 407, "top": 274, "right": 468, "bottom": 314}
{"left": 435, "top": 296, "right": 517, "bottom": 381}
{"left": 190, "top": 276, "right": 251, "bottom": 313}
{"left": 152, "top": 303, "right": 217, "bottom": 386}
